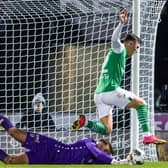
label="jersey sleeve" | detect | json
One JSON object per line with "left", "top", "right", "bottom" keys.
{"left": 85, "top": 142, "right": 113, "bottom": 164}
{"left": 111, "top": 22, "right": 124, "bottom": 54}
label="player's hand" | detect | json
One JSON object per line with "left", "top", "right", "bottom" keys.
{"left": 126, "top": 153, "right": 133, "bottom": 165}
{"left": 126, "top": 153, "right": 133, "bottom": 161}
{"left": 119, "top": 9, "right": 128, "bottom": 24}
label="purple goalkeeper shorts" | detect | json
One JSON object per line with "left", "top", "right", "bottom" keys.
{"left": 22, "top": 132, "right": 56, "bottom": 164}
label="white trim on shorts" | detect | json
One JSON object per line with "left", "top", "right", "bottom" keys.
{"left": 94, "top": 87, "right": 136, "bottom": 119}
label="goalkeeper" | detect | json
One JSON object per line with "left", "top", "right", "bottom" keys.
{"left": 0, "top": 115, "right": 131, "bottom": 164}
{"left": 71, "top": 9, "right": 166, "bottom": 144}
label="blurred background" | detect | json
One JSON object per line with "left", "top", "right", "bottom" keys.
{"left": 155, "top": 0, "right": 168, "bottom": 161}
{"left": 155, "top": 0, "right": 168, "bottom": 114}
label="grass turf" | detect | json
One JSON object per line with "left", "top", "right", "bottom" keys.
{"left": 1, "top": 162, "right": 168, "bottom": 168}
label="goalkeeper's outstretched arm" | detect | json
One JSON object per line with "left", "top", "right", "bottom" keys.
{"left": 86, "top": 141, "right": 132, "bottom": 164}
{"left": 111, "top": 158, "right": 132, "bottom": 165}
{"left": 111, "top": 153, "right": 133, "bottom": 165}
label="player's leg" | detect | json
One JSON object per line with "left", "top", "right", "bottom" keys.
{"left": 71, "top": 93, "right": 113, "bottom": 135}
{"left": 126, "top": 94, "right": 167, "bottom": 144}
{"left": 71, "top": 115, "right": 110, "bottom": 135}
{"left": 88, "top": 93, "right": 113, "bottom": 135}
{"left": 110, "top": 87, "right": 166, "bottom": 144}
{"left": 126, "top": 95, "right": 150, "bottom": 134}
{"left": 101, "top": 87, "right": 150, "bottom": 136}
{"left": 100, "top": 114, "right": 113, "bottom": 135}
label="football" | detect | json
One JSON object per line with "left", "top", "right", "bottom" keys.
{"left": 131, "top": 148, "right": 145, "bottom": 165}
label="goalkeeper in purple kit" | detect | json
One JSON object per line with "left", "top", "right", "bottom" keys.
{"left": 71, "top": 9, "right": 166, "bottom": 145}
{"left": 0, "top": 115, "right": 131, "bottom": 164}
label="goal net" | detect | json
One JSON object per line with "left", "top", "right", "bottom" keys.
{"left": 0, "top": 0, "right": 165, "bottom": 161}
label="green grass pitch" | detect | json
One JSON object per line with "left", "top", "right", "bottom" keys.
{"left": 1, "top": 162, "right": 168, "bottom": 168}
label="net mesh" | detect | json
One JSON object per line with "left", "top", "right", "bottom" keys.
{"left": 0, "top": 0, "right": 165, "bottom": 161}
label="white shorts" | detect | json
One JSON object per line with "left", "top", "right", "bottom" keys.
{"left": 94, "top": 87, "right": 136, "bottom": 118}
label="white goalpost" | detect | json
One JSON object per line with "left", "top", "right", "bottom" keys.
{"left": 0, "top": 0, "right": 165, "bottom": 161}
{"left": 131, "top": 0, "right": 141, "bottom": 151}
{"left": 136, "top": 0, "right": 166, "bottom": 161}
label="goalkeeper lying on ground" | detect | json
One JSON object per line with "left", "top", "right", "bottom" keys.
{"left": 0, "top": 115, "right": 131, "bottom": 164}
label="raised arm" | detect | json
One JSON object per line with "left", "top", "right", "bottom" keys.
{"left": 111, "top": 9, "right": 128, "bottom": 53}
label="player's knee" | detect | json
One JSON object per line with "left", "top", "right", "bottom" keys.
{"left": 139, "top": 98, "right": 146, "bottom": 105}
{"left": 135, "top": 100, "right": 147, "bottom": 110}
{"left": 134, "top": 97, "right": 146, "bottom": 105}
{"left": 106, "top": 126, "right": 113, "bottom": 135}
{"left": 127, "top": 97, "right": 146, "bottom": 109}
{"left": 137, "top": 99, "right": 147, "bottom": 108}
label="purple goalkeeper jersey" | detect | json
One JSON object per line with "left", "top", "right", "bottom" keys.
{"left": 23, "top": 132, "right": 113, "bottom": 164}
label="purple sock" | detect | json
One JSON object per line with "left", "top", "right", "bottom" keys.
{"left": 0, "top": 149, "right": 7, "bottom": 161}
{"left": 0, "top": 115, "right": 14, "bottom": 130}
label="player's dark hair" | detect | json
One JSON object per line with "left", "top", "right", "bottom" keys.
{"left": 124, "top": 33, "right": 141, "bottom": 44}
{"left": 99, "top": 139, "right": 114, "bottom": 155}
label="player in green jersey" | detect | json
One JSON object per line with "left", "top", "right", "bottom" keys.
{"left": 71, "top": 9, "right": 166, "bottom": 145}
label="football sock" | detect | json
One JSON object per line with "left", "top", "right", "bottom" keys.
{"left": 86, "top": 120, "right": 107, "bottom": 135}
{"left": 136, "top": 104, "right": 150, "bottom": 132}
{"left": 143, "top": 132, "right": 151, "bottom": 136}
{"left": 0, "top": 149, "right": 7, "bottom": 161}
{"left": 0, "top": 115, "right": 14, "bottom": 131}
